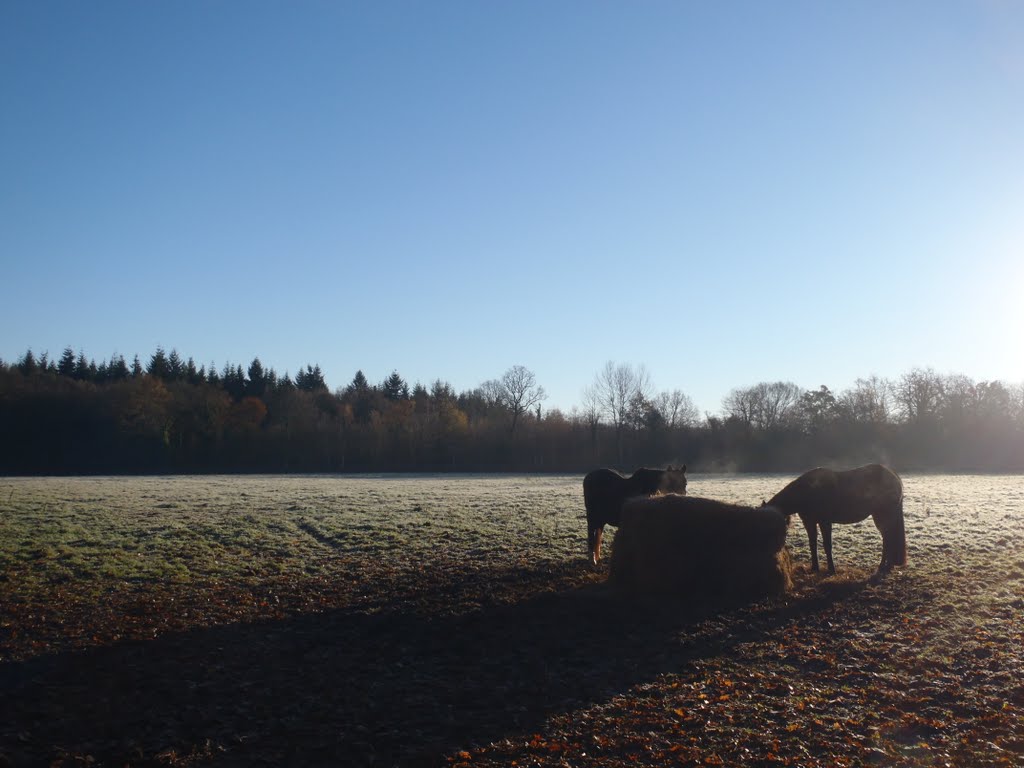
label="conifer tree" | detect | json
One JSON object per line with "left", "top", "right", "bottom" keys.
{"left": 148, "top": 348, "right": 170, "bottom": 379}
{"left": 222, "top": 364, "right": 246, "bottom": 400}
{"left": 296, "top": 364, "right": 327, "bottom": 392}
{"left": 58, "top": 347, "right": 77, "bottom": 377}
{"left": 167, "top": 349, "right": 184, "bottom": 381}
{"left": 108, "top": 355, "right": 130, "bottom": 380}
{"left": 348, "top": 370, "right": 369, "bottom": 393}
{"left": 17, "top": 350, "right": 36, "bottom": 375}
{"left": 185, "top": 357, "right": 203, "bottom": 385}
{"left": 247, "top": 357, "right": 267, "bottom": 398}
{"left": 383, "top": 371, "right": 407, "bottom": 400}
{"left": 74, "top": 351, "right": 91, "bottom": 381}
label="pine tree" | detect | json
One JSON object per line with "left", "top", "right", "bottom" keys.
{"left": 348, "top": 370, "right": 369, "bottom": 393}
{"left": 347, "top": 370, "right": 375, "bottom": 423}
{"left": 167, "top": 349, "right": 184, "bottom": 381}
{"left": 222, "top": 364, "right": 246, "bottom": 400}
{"left": 296, "top": 364, "right": 326, "bottom": 392}
{"left": 74, "top": 351, "right": 91, "bottom": 380}
{"left": 109, "top": 355, "right": 130, "bottom": 380}
{"left": 17, "top": 350, "right": 37, "bottom": 375}
{"left": 383, "top": 371, "right": 407, "bottom": 400}
{"left": 148, "top": 348, "right": 170, "bottom": 380}
{"left": 247, "top": 357, "right": 267, "bottom": 398}
{"left": 58, "top": 347, "right": 76, "bottom": 377}
{"left": 185, "top": 357, "right": 203, "bottom": 385}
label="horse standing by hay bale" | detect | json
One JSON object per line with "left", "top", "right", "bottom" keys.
{"left": 583, "top": 466, "right": 688, "bottom": 565}
{"left": 609, "top": 495, "right": 792, "bottom": 602}
{"left": 766, "top": 463, "right": 906, "bottom": 575}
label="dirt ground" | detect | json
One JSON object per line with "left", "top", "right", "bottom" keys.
{"left": 1, "top": 473, "right": 1022, "bottom": 767}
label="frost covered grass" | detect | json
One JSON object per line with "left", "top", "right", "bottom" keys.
{"left": 0, "top": 474, "right": 585, "bottom": 602}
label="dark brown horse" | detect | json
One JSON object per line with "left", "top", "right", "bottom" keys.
{"left": 766, "top": 463, "right": 906, "bottom": 574}
{"left": 583, "top": 465, "right": 687, "bottom": 565}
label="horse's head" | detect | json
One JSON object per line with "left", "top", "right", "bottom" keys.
{"left": 660, "top": 464, "right": 688, "bottom": 495}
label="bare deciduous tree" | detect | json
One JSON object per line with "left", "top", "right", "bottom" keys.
{"left": 839, "top": 375, "right": 893, "bottom": 424}
{"left": 722, "top": 381, "right": 802, "bottom": 430}
{"left": 581, "top": 384, "right": 602, "bottom": 424}
{"left": 478, "top": 379, "right": 505, "bottom": 409}
{"left": 940, "top": 373, "right": 975, "bottom": 423}
{"left": 758, "top": 381, "right": 802, "bottom": 430}
{"left": 591, "top": 361, "right": 653, "bottom": 460}
{"left": 653, "top": 389, "right": 699, "bottom": 428}
{"left": 1009, "top": 383, "right": 1024, "bottom": 423}
{"left": 498, "top": 365, "right": 546, "bottom": 434}
{"left": 722, "top": 386, "right": 758, "bottom": 427}
{"left": 893, "top": 367, "right": 945, "bottom": 423}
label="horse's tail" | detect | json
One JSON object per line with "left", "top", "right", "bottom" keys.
{"left": 884, "top": 500, "right": 908, "bottom": 567}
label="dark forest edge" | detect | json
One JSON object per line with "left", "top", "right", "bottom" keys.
{"left": 2, "top": 347, "right": 1023, "bottom": 475}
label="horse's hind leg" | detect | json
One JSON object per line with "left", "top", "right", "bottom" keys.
{"left": 873, "top": 504, "right": 907, "bottom": 574}
{"left": 589, "top": 525, "right": 605, "bottom": 565}
{"left": 802, "top": 517, "right": 820, "bottom": 572}
{"left": 877, "top": 548, "right": 891, "bottom": 573}
{"left": 876, "top": 530, "right": 898, "bottom": 573}
{"left": 820, "top": 522, "right": 835, "bottom": 574}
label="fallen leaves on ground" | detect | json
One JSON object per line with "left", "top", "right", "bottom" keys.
{"left": 2, "top": 554, "right": 1022, "bottom": 768}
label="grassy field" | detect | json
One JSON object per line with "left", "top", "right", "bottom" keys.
{"left": 1, "top": 473, "right": 1023, "bottom": 767}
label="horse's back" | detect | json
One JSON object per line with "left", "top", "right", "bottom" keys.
{"left": 838, "top": 463, "right": 903, "bottom": 510}
{"left": 840, "top": 463, "right": 901, "bottom": 490}
{"left": 583, "top": 468, "right": 624, "bottom": 494}
{"left": 770, "top": 463, "right": 902, "bottom": 521}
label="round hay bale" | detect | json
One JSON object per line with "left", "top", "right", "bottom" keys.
{"left": 609, "top": 494, "right": 793, "bottom": 602}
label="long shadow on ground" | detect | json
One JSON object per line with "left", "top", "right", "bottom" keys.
{"left": 0, "top": 564, "right": 867, "bottom": 768}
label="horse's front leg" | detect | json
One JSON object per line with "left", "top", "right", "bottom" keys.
{"left": 802, "top": 516, "right": 820, "bottom": 572}
{"left": 820, "top": 521, "right": 836, "bottom": 574}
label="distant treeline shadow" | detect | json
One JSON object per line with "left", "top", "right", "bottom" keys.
{"left": 0, "top": 563, "right": 868, "bottom": 768}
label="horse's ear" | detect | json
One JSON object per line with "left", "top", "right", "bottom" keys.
{"left": 681, "top": 464, "right": 687, "bottom": 473}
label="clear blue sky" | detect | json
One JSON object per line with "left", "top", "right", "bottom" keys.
{"left": 2, "top": 2, "right": 1022, "bottom": 415}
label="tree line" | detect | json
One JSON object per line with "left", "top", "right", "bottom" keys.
{"left": 1, "top": 347, "right": 1023, "bottom": 474}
